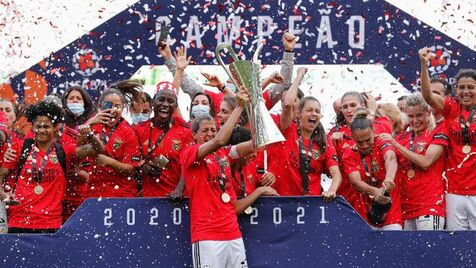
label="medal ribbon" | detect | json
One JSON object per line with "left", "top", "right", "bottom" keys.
{"left": 297, "top": 120, "right": 314, "bottom": 195}
{"left": 31, "top": 145, "right": 54, "bottom": 184}
{"left": 460, "top": 105, "right": 476, "bottom": 146}
{"left": 100, "top": 119, "right": 122, "bottom": 145}
{"left": 144, "top": 120, "right": 172, "bottom": 161}
{"left": 408, "top": 131, "right": 416, "bottom": 170}
{"left": 239, "top": 169, "right": 247, "bottom": 197}
{"left": 360, "top": 151, "right": 376, "bottom": 186}
{"left": 214, "top": 153, "right": 227, "bottom": 193}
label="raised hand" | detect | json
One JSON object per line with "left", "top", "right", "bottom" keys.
{"left": 202, "top": 72, "right": 224, "bottom": 89}
{"left": 173, "top": 46, "right": 191, "bottom": 71}
{"left": 418, "top": 47, "right": 432, "bottom": 64}
{"left": 296, "top": 67, "right": 308, "bottom": 78}
{"left": 158, "top": 41, "right": 173, "bottom": 60}
{"left": 283, "top": 32, "right": 297, "bottom": 51}
{"left": 236, "top": 87, "right": 251, "bottom": 107}
{"left": 268, "top": 71, "right": 284, "bottom": 84}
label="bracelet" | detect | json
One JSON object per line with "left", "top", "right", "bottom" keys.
{"left": 177, "top": 67, "right": 185, "bottom": 72}
{"left": 284, "top": 49, "right": 294, "bottom": 53}
{"left": 219, "top": 84, "right": 226, "bottom": 91}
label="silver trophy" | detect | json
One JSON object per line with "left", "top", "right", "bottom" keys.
{"left": 215, "top": 43, "right": 285, "bottom": 149}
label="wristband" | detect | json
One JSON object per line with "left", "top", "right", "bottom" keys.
{"left": 284, "top": 49, "right": 294, "bottom": 53}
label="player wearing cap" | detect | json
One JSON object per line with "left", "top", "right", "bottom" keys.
{"left": 136, "top": 82, "right": 193, "bottom": 198}
{"left": 180, "top": 88, "right": 277, "bottom": 268}
{"left": 419, "top": 47, "right": 476, "bottom": 230}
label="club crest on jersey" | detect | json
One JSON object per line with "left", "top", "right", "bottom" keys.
{"left": 113, "top": 138, "right": 122, "bottom": 149}
{"left": 371, "top": 161, "right": 379, "bottom": 173}
{"left": 248, "top": 174, "right": 254, "bottom": 184}
{"left": 50, "top": 156, "right": 58, "bottom": 164}
{"left": 312, "top": 150, "right": 320, "bottom": 160}
{"left": 172, "top": 140, "right": 180, "bottom": 151}
{"left": 417, "top": 142, "right": 426, "bottom": 152}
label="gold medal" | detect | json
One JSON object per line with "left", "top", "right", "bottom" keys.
{"left": 244, "top": 206, "right": 253, "bottom": 215}
{"left": 407, "top": 169, "right": 415, "bottom": 179}
{"left": 462, "top": 145, "right": 471, "bottom": 154}
{"left": 34, "top": 184, "right": 44, "bottom": 195}
{"left": 221, "top": 192, "right": 230, "bottom": 203}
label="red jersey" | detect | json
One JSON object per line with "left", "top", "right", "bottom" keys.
{"left": 271, "top": 121, "right": 338, "bottom": 196}
{"left": 180, "top": 144, "right": 241, "bottom": 243}
{"left": 328, "top": 125, "right": 367, "bottom": 218}
{"left": 442, "top": 97, "right": 476, "bottom": 195}
{"left": 342, "top": 138, "right": 403, "bottom": 227}
{"left": 89, "top": 119, "right": 141, "bottom": 197}
{"left": 373, "top": 116, "right": 392, "bottom": 134}
{"left": 231, "top": 161, "right": 259, "bottom": 197}
{"left": 395, "top": 124, "right": 448, "bottom": 220}
{"left": 135, "top": 117, "right": 193, "bottom": 197}
{"left": 3, "top": 140, "right": 76, "bottom": 229}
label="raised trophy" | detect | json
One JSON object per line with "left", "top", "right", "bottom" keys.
{"left": 215, "top": 43, "right": 285, "bottom": 149}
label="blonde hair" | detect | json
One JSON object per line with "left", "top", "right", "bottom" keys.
{"left": 405, "top": 93, "right": 435, "bottom": 132}
{"left": 378, "top": 103, "right": 405, "bottom": 133}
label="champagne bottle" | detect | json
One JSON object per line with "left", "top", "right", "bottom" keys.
{"left": 367, "top": 191, "right": 392, "bottom": 225}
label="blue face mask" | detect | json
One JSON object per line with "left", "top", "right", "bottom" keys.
{"left": 131, "top": 113, "right": 150, "bottom": 124}
{"left": 67, "top": 103, "right": 85, "bottom": 116}
{"left": 191, "top": 105, "right": 210, "bottom": 118}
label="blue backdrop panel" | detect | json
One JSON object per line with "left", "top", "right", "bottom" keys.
{"left": 0, "top": 197, "right": 474, "bottom": 267}
{"left": 7, "top": 0, "right": 476, "bottom": 101}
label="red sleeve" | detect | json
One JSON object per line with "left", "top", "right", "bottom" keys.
{"left": 63, "top": 142, "right": 78, "bottom": 168}
{"left": 375, "top": 137, "right": 395, "bottom": 155}
{"left": 431, "top": 122, "right": 449, "bottom": 147}
{"left": 442, "top": 96, "right": 455, "bottom": 118}
{"left": 1, "top": 139, "right": 22, "bottom": 170}
{"left": 341, "top": 147, "right": 361, "bottom": 176}
{"left": 180, "top": 144, "right": 201, "bottom": 170}
{"left": 118, "top": 126, "right": 141, "bottom": 167}
{"left": 324, "top": 141, "right": 338, "bottom": 169}
{"left": 263, "top": 91, "right": 273, "bottom": 110}
{"left": 373, "top": 117, "right": 392, "bottom": 134}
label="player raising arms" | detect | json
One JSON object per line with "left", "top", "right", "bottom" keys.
{"left": 419, "top": 46, "right": 476, "bottom": 230}
{"left": 180, "top": 87, "right": 277, "bottom": 268}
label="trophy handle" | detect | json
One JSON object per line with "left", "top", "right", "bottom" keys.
{"left": 215, "top": 43, "right": 240, "bottom": 84}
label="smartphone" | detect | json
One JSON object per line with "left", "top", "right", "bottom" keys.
{"left": 102, "top": 101, "right": 113, "bottom": 110}
{"left": 158, "top": 22, "right": 170, "bottom": 47}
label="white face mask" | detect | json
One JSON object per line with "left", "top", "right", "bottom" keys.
{"left": 67, "top": 103, "right": 85, "bottom": 116}
{"left": 131, "top": 113, "right": 150, "bottom": 124}
{"left": 225, "top": 82, "right": 237, "bottom": 93}
{"left": 191, "top": 105, "right": 210, "bottom": 118}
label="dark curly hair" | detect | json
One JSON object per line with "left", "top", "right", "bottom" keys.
{"left": 26, "top": 101, "right": 64, "bottom": 126}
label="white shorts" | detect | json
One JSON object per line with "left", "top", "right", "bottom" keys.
{"left": 376, "top": 223, "right": 402, "bottom": 231}
{"left": 404, "top": 215, "right": 445, "bottom": 230}
{"left": 446, "top": 193, "right": 476, "bottom": 230}
{"left": 192, "top": 238, "right": 248, "bottom": 268}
